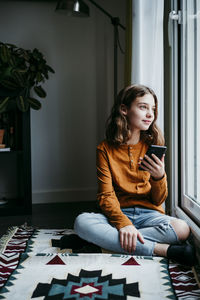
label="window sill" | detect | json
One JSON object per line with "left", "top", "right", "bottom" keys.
{"left": 175, "top": 206, "right": 200, "bottom": 264}
{"left": 175, "top": 206, "right": 200, "bottom": 239}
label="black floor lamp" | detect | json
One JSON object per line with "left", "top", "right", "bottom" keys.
{"left": 55, "top": 0, "right": 126, "bottom": 99}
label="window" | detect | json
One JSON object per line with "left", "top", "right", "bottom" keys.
{"left": 170, "top": 0, "right": 200, "bottom": 229}
{"left": 180, "top": 0, "right": 200, "bottom": 225}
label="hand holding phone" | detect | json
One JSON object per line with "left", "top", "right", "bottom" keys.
{"left": 139, "top": 145, "right": 167, "bottom": 171}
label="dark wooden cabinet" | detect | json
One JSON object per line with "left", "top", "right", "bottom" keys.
{"left": 0, "top": 110, "right": 32, "bottom": 216}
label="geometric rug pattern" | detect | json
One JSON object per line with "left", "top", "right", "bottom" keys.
{"left": 32, "top": 269, "right": 141, "bottom": 299}
{"left": 0, "top": 226, "right": 199, "bottom": 300}
{"left": 168, "top": 263, "right": 200, "bottom": 299}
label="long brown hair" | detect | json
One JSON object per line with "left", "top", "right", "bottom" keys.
{"left": 105, "top": 84, "right": 165, "bottom": 146}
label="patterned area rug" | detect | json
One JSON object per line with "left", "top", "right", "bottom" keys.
{"left": 0, "top": 226, "right": 199, "bottom": 300}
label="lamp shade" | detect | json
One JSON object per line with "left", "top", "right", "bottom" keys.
{"left": 55, "top": 0, "right": 90, "bottom": 17}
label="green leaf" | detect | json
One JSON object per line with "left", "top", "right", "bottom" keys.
{"left": 16, "top": 95, "right": 29, "bottom": 112}
{"left": 32, "top": 48, "right": 43, "bottom": 60}
{"left": 12, "top": 71, "right": 25, "bottom": 87}
{"left": 38, "top": 63, "right": 45, "bottom": 71}
{"left": 27, "top": 97, "right": 41, "bottom": 110}
{"left": 36, "top": 72, "right": 43, "bottom": 83}
{"left": 5, "top": 43, "right": 17, "bottom": 48}
{"left": 8, "top": 57, "right": 15, "bottom": 66}
{"left": 0, "top": 79, "right": 18, "bottom": 90}
{"left": 21, "top": 50, "right": 30, "bottom": 61}
{"left": 1, "top": 66, "right": 14, "bottom": 78}
{"left": 0, "top": 44, "right": 10, "bottom": 63}
{"left": 46, "top": 65, "right": 55, "bottom": 73}
{"left": 30, "top": 65, "right": 36, "bottom": 71}
{"left": 43, "top": 70, "right": 49, "bottom": 80}
{"left": 34, "top": 85, "right": 46, "bottom": 98}
{"left": 0, "top": 97, "right": 9, "bottom": 113}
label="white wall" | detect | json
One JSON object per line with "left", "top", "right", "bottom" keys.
{"left": 0, "top": 0, "right": 126, "bottom": 203}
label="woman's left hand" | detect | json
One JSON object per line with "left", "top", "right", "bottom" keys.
{"left": 138, "top": 154, "right": 165, "bottom": 180}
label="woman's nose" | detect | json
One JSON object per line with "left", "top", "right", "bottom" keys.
{"left": 146, "top": 110, "right": 153, "bottom": 118}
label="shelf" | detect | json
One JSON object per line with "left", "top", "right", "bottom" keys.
{"left": 0, "top": 110, "right": 32, "bottom": 216}
{"left": 0, "top": 150, "right": 23, "bottom": 155}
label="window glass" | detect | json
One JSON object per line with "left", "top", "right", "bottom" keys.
{"left": 182, "top": 0, "right": 200, "bottom": 204}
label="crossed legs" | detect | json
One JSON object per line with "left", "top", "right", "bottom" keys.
{"left": 74, "top": 208, "right": 185, "bottom": 255}
{"left": 74, "top": 208, "right": 195, "bottom": 265}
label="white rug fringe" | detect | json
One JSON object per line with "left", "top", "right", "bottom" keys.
{"left": 0, "top": 226, "right": 18, "bottom": 253}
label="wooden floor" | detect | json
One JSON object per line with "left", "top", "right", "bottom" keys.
{"left": 0, "top": 201, "right": 98, "bottom": 238}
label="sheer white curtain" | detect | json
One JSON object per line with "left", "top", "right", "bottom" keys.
{"left": 131, "top": 0, "right": 164, "bottom": 130}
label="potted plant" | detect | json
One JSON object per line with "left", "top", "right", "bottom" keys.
{"left": 0, "top": 42, "right": 55, "bottom": 113}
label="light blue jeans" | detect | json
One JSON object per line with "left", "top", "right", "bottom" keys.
{"left": 74, "top": 207, "right": 180, "bottom": 256}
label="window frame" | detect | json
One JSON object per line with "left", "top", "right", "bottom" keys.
{"left": 180, "top": 0, "right": 200, "bottom": 225}
{"left": 170, "top": 0, "right": 200, "bottom": 235}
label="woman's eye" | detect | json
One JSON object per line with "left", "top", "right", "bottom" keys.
{"left": 140, "top": 105, "right": 146, "bottom": 109}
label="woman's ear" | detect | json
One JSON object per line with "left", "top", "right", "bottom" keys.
{"left": 120, "top": 104, "right": 127, "bottom": 116}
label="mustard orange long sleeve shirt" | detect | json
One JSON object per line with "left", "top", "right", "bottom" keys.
{"left": 96, "top": 140, "right": 168, "bottom": 230}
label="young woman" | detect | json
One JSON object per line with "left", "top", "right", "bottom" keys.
{"left": 71, "top": 85, "right": 195, "bottom": 265}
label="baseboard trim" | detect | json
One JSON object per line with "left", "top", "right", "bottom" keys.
{"left": 32, "top": 187, "right": 97, "bottom": 204}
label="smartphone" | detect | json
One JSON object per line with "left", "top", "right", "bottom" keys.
{"left": 139, "top": 145, "right": 167, "bottom": 170}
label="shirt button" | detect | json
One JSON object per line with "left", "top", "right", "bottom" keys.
{"left": 131, "top": 159, "right": 133, "bottom": 163}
